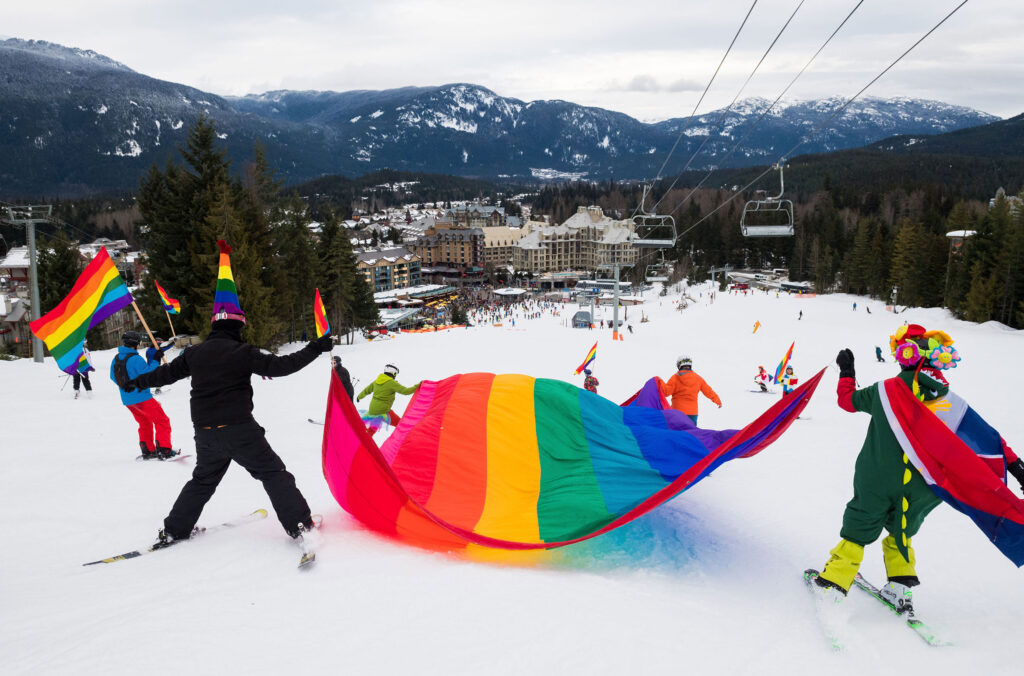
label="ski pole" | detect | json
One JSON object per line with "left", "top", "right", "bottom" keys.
{"left": 59, "top": 374, "right": 71, "bottom": 391}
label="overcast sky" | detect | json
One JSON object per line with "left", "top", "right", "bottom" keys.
{"left": 5, "top": 0, "right": 1022, "bottom": 121}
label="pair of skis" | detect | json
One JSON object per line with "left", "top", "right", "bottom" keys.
{"left": 82, "top": 509, "right": 320, "bottom": 569}
{"left": 804, "top": 569, "right": 950, "bottom": 649}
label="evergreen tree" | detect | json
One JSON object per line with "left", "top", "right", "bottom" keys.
{"left": 35, "top": 231, "right": 83, "bottom": 314}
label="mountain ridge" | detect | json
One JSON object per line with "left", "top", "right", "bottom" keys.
{"left": 0, "top": 37, "right": 1007, "bottom": 198}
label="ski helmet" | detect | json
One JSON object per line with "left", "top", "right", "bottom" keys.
{"left": 583, "top": 369, "right": 592, "bottom": 376}
{"left": 384, "top": 363, "right": 399, "bottom": 377}
{"left": 676, "top": 355, "right": 692, "bottom": 370}
{"left": 121, "top": 330, "right": 144, "bottom": 348}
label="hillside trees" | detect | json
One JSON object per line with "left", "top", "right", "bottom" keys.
{"left": 137, "top": 116, "right": 372, "bottom": 349}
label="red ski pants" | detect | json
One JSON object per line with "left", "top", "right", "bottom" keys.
{"left": 126, "top": 398, "right": 172, "bottom": 450}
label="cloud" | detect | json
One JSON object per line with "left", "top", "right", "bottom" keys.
{"left": 610, "top": 75, "right": 703, "bottom": 93}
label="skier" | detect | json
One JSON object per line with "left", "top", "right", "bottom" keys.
{"left": 110, "top": 330, "right": 175, "bottom": 460}
{"left": 778, "top": 365, "right": 798, "bottom": 396}
{"left": 811, "top": 324, "right": 1024, "bottom": 611}
{"left": 333, "top": 356, "right": 354, "bottom": 399}
{"left": 356, "top": 364, "right": 420, "bottom": 433}
{"left": 754, "top": 365, "right": 772, "bottom": 393}
{"left": 73, "top": 340, "right": 94, "bottom": 398}
{"left": 753, "top": 320, "right": 761, "bottom": 334}
{"left": 660, "top": 356, "right": 722, "bottom": 424}
{"left": 875, "top": 346, "right": 885, "bottom": 362}
{"left": 798, "top": 310, "right": 803, "bottom": 321}
{"left": 583, "top": 369, "right": 599, "bottom": 394}
{"left": 120, "top": 241, "right": 334, "bottom": 546}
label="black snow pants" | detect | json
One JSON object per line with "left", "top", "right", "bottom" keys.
{"left": 164, "top": 421, "right": 311, "bottom": 538}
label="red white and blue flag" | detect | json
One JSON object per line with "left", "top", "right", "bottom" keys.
{"left": 879, "top": 379, "right": 1024, "bottom": 566}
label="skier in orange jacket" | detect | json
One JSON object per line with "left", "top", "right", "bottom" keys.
{"left": 661, "top": 355, "right": 722, "bottom": 424}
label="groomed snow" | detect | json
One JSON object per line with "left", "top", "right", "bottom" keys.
{"left": 2, "top": 285, "right": 1021, "bottom": 674}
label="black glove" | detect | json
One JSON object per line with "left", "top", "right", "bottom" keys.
{"left": 1008, "top": 459, "right": 1024, "bottom": 493}
{"left": 311, "top": 335, "right": 333, "bottom": 353}
{"left": 152, "top": 348, "right": 165, "bottom": 360}
{"left": 122, "top": 377, "right": 140, "bottom": 393}
{"left": 836, "top": 349, "right": 855, "bottom": 379}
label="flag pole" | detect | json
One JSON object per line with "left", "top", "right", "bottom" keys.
{"left": 164, "top": 309, "right": 177, "bottom": 341}
{"left": 130, "top": 300, "right": 168, "bottom": 365}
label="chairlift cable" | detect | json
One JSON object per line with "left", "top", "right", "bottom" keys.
{"left": 634, "top": 0, "right": 759, "bottom": 219}
{"left": 658, "top": 0, "right": 865, "bottom": 219}
{"left": 649, "top": 0, "right": 807, "bottom": 214}
{"left": 671, "top": 0, "right": 971, "bottom": 241}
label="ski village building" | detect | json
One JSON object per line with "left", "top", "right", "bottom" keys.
{"left": 512, "top": 206, "right": 636, "bottom": 274}
{"left": 356, "top": 247, "right": 423, "bottom": 293}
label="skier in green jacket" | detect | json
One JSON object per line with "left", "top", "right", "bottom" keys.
{"left": 356, "top": 364, "right": 420, "bottom": 432}
{"left": 812, "top": 324, "right": 957, "bottom": 613}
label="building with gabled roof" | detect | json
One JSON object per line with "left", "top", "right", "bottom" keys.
{"left": 356, "top": 247, "right": 422, "bottom": 293}
{"left": 513, "top": 206, "right": 636, "bottom": 273}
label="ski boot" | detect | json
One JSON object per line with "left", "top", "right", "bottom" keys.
{"left": 155, "top": 446, "right": 180, "bottom": 460}
{"left": 139, "top": 442, "right": 160, "bottom": 461}
{"left": 153, "top": 526, "right": 198, "bottom": 550}
{"left": 879, "top": 580, "right": 914, "bottom": 614}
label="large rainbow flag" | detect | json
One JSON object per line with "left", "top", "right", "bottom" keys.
{"left": 320, "top": 367, "right": 823, "bottom": 552}
{"left": 879, "top": 380, "right": 1024, "bottom": 565}
{"left": 313, "top": 288, "right": 330, "bottom": 338}
{"left": 29, "top": 248, "right": 133, "bottom": 373}
{"left": 154, "top": 279, "right": 180, "bottom": 314}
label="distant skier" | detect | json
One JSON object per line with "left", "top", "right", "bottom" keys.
{"left": 798, "top": 310, "right": 802, "bottom": 321}
{"left": 661, "top": 355, "right": 722, "bottom": 424}
{"left": 332, "top": 356, "right": 354, "bottom": 399}
{"left": 778, "top": 365, "right": 798, "bottom": 396}
{"left": 356, "top": 364, "right": 420, "bottom": 434}
{"left": 110, "top": 330, "right": 174, "bottom": 460}
{"left": 852, "top": 302, "right": 857, "bottom": 311}
{"left": 583, "top": 369, "right": 599, "bottom": 394}
{"left": 73, "top": 340, "right": 94, "bottom": 398}
{"left": 875, "top": 346, "right": 885, "bottom": 362}
{"left": 753, "top": 320, "right": 761, "bottom": 334}
{"left": 754, "top": 365, "right": 772, "bottom": 393}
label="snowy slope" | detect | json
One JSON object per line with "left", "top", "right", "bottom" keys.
{"left": 1, "top": 288, "right": 1022, "bottom": 675}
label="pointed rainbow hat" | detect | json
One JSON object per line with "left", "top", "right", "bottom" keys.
{"left": 212, "top": 239, "right": 246, "bottom": 323}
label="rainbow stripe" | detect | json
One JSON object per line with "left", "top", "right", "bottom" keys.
{"left": 574, "top": 341, "right": 597, "bottom": 374}
{"left": 774, "top": 341, "right": 794, "bottom": 382}
{"left": 321, "top": 369, "right": 824, "bottom": 552}
{"left": 154, "top": 279, "right": 180, "bottom": 314}
{"left": 212, "top": 239, "right": 242, "bottom": 317}
{"left": 29, "top": 248, "right": 133, "bottom": 373}
{"left": 313, "top": 288, "right": 330, "bottom": 338}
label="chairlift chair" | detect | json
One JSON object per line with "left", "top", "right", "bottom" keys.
{"left": 740, "top": 164, "right": 794, "bottom": 238}
{"left": 631, "top": 183, "right": 678, "bottom": 248}
{"left": 644, "top": 251, "right": 671, "bottom": 283}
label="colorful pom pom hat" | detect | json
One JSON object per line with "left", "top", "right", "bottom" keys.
{"left": 889, "top": 323, "right": 960, "bottom": 370}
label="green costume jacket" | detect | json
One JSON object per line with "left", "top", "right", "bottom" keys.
{"left": 357, "top": 374, "right": 419, "bottom": 417}
{"left": 838, "top": 369, "right": 949, "bottom": 558}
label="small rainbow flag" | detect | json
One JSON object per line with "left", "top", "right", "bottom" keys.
{"left": 76, "top": 351, "right": 93, "bottom": 374}
{"left": 774, "top": 341, "right": 795, "bottom": 383}
{"left": 154, "top": 279, "right": 180, "bottom": 314}
{"left": 29, "top": 247, "right": 133, "bottom": 373}
{"left": 313, "top": 288, "right": 330, "bottom": 338}
{"left": 574, "top": 341, "right": 598, "bottom": 375}
{"left": 213, "top": 239, "right": 243, "bottom": 319}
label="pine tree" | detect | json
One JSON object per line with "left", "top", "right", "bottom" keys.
{"left": 35, "top": 231, "right": 83, "bottom": 314}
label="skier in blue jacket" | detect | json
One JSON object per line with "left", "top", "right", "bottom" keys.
{"left": 110, "top": 330, "right": 175, "bottom": 460}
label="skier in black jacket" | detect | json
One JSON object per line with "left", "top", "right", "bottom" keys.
{"left": 124, "top": 319, "right": 333, "bottom": 543}
{"left": 332, "top": 356, "right": 355, "bottom": 399}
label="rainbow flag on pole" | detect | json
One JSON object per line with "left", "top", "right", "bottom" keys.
{"left": 154, "top": 279, "right": 180, "bottom": 314}
{"left": 29, "top": 247, "right": 133, "bottom": 373}
{"left": 574, "top": 341, "right": 598, "bottom": 375}
{"left": 774, "top": 341, "right": 795, "bottom": 383}
{"left": 313, "top": 288, "right": 330, "bottom": 338}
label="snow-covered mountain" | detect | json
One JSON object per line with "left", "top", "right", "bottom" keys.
{"left": 0, "top": 38, "right": 1002, "bottom": 197}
